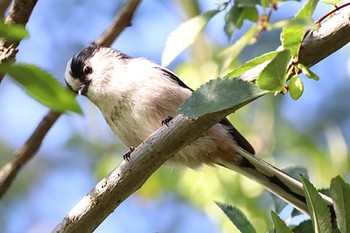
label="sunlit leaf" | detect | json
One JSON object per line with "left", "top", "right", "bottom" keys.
{"left": 178, "top": 78, "right": 267, "bottom": 117}
{"left": 269, "top": 18, "right": 316, "bottom": 30}
{"left": 281, "top": 0, "right": 319, "bottom": 56}
{"left": 0, "top": 20, "right": 29, "bottom": 41}
{"left": 0, "top": 63, "right": 82, "bottom": 114}
{"left": 298, "top": 63, "right": 319, "bottom": 80}
{"left": 226, "top": 51, "right": 280, "bottom": 78}
{"left": 330, "top": 176, "right": 350, "bottom": 233}
{"left": 161, "top": 10, "right": 219, "bottom": 67}
{"left": 217, "top": 25, "right": 258, "bottom": 76}
{"left": 289, "top": 75, "right": 304, "bottom": 100}
{"left": 301, "top": 176, "right": 332, "bottom": 233}
{"left": 257, "top": 49, "right": 291, "bottom": 91}
{"left": 321, "top": 0, "right": 343, "bottom": 5}
{"left": 271, "top": 211, "right": 293, "bottom": 233}
{"left": 216, "top": 202, "right": 256, "bottom": 233}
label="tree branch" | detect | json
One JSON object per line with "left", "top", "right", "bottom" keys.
{"left": 0, "top": 0, "right": 38, "bottom": 83}
{"left": 0, "top": 0, "right": 12, "bottom": 17}
{"left": 94, "top": 0, "right": 142, "bottom": 47}
{"left": 0, "top": 0, "right": 143, "bottom": 199}
{"left": 52, "top": 8, "right": 350, "bottom": 233}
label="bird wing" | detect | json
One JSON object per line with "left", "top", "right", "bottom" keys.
{"left": 156, "top": 66, "right": 255, "bottom": 155}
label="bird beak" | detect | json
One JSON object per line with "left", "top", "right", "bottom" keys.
{"left": 78, "top": 84, "right": 88, "bottom": 95}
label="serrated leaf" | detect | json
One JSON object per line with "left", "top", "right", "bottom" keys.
{"left": 217, "top": 25, "right": 258, "bottom": 76}
{"left": 271, "top": 211, "right": 293, "bottom": 233}
{"left": 178, "top": 78, "right": 267, "bottom": 117}
{"left": 289, "top": 75, "right": 304, "bottom": 100}
{"left": 0, "top": 63, "right": 82, "bottom": 114}
{"left": 298, "top": 63, "right": 319, "bottom": 80}
{"left": 226, "top": 51, "right": 280, "bottom": 78}
{"left": 281, "top": 0, "right": 319, "bottom": 56}
{"left": 161, "top": 10, "right": 219, "bottom": 67}
{"left": 301, "top": 176, "right": 332, "bottom": 233}
{"left": 330, "top": 176, "right": 350, "bottom": 233}
{"left": 0, "top": 20, "right": 29, "bottom": 41}
{"left": 216, "top": 202, "right": 256, "bottom": 233}
{"left": 257, "top": 49, "right": 291, "bottom": 91}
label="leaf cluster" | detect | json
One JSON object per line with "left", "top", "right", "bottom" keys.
{"left": 217, "top": 175, "right": 350, "bottom": 233}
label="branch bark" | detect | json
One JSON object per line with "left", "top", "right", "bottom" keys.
{"left": 0, "top": 0, "right": 12, "bottom": 17}
{"left": 52, "top": 8, "right": 350, "bottom": 233}
{"left": 0, "top": 0, "right": 38, "bottom": 83}
{"left": 0, "top": 0, "right": 142, "bottom": 199}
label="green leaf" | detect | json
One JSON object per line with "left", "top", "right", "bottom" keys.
{"left": 298, "top": 63, "right": 319, "bottom": 80}
{"left": 226, "top": 51, "right": 280, "bottom": 78}
{"left": 161, "top": 10, "right": 219, "bottom": 67}
{"left": 236, "top": 0, "right": 260, "bottom": 7}
{"left": 281, "top": 0, "right": 319, "bottom": 56}
{"left": 321, "top": 0, "right": 343, "bottom": 5}
{"left": 269, "top": 18, "right": 316, "bottom": 30}
{"left": 289, "top": 75, "right": 304, "bottom": 100}
{"left": 271, "top": 211, "right": 293, "bottom": 233}
{"left": 293, "top": 220, "right": 314, "bottom": 233}
{"left": 217, "top": 25, "right": 259, "bottom": 76}
{"left": 301, "top": 176, "right": 332, "bottom": 233}
{"left": 0, "top": 63, "right": 82, "bottom": 114}
{"left": 0, "top": 20, "right": 29, "bottom": 41}
{"left": 257, "top": 49, "right": 291, "bottom": 91}
{"left": 216, "top": 202, "right": 256, "bottom": 233}
{"left": 178, "top": 78, "right": 267, "bottom": 117}
{"left": 330, "top": 176, "right": 350, "bottom": 233}
{"left": 224, "top": 6, "right": 258, "bottom": 39}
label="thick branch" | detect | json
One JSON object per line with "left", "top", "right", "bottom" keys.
{"left": 53, "top": 8, "right": 350, "bottom": 233}
{"left": 0, "top": 0, "right": 143, "bottom": 199}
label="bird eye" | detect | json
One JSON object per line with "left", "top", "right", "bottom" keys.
{"left": 83, "top": 65, "right": 93, "bottom": 75}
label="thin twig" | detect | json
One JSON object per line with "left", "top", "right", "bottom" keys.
{"left": 53, "top": 8, "right": 350, "bottom": 232}
{"left": 0, "top": 0, "right": 143, "bottom": 199}
{"left": 95, "top": 0, "right": 142, "bottom": 47}
{"left": 0, "top": 111, "right": 60, "bottom": 198}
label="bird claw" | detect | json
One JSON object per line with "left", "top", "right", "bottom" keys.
{"left": 123, "top": 147, "right": 135, "bottom": 161}
{"left": 161, "top": 116, "right": 173, "bottom": 126}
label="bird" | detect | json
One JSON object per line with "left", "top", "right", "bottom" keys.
{"left": 65, "top": 43, "right": 334, "bottom": 215}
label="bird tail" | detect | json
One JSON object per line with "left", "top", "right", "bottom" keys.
{"left": 217, "top": 146, "right": 334, "bottom": 215}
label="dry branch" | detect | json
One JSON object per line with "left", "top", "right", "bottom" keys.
{"left": 0, "top": 0, "right": 142, "bottom": 198}
{"left": 53, "top": 8, "right": 350, "bottom": 233}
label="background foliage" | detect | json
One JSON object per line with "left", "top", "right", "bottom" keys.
{"left": 0, "top": 0, "right": 349, "bottom": 232}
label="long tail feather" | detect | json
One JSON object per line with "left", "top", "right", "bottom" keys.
{"left": 217, "top": 146, "right": 334, "bottom": 215}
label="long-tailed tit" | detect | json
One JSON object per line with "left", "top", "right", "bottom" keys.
{"left": 65, "top": 43, "right": 333, "bottom": 215}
